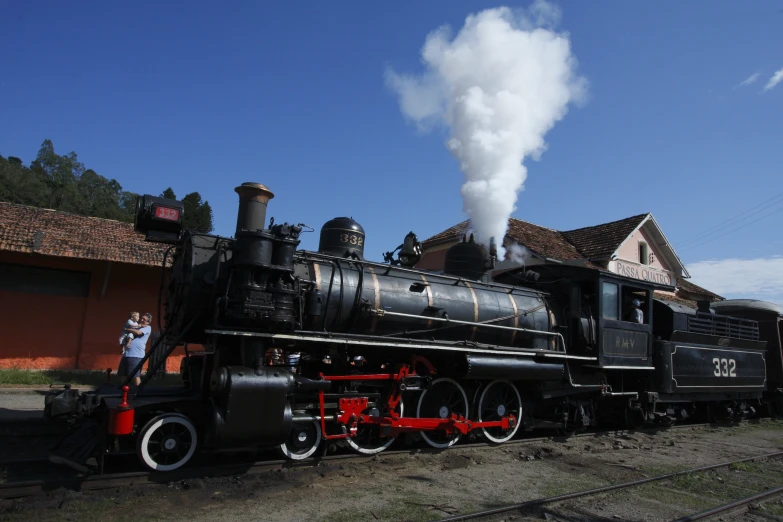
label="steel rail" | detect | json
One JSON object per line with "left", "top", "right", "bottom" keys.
{"left": 434, "top": 451, "right": 783, "bottom": 522}
{"left": 0, "top": 420, "right": 721, "bottom": 467}
{"left": 0, "top": 420, "right": 772, "bottom": 500}
{"left": 672, "top": 486, "right": 783, "bottom": 522}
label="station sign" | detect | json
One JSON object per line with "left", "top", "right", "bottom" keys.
{"left": 613, "top": 260, "right": 674, "bottom": 286}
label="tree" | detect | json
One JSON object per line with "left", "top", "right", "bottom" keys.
{"left": 76, "top": 170, "right": 131, "bottom": 220}
{"left": 1, "top": 140, "right": 215, "bottom": 230}
{"left": 181, "top": 192, "right": 213, "bottom": 233}
{"left": 197, "top": 201, "right": 214, "bottom": 232}
{"left": 30, "top": 139, "right": 84, "bottom": 212}
{"left": 119, "top": 191, "right": 138, "bottom": 222}
{"left": 0, "top": 155, "right": 50, "bottom": 207}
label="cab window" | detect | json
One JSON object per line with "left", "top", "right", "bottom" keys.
{"left": 621, "top": 285, "right": 648, "bottom": 324}
{"left": 601, "top": 282, "right": 619, "bottom": 320}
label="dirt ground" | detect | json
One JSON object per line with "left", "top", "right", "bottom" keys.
{"left": 2, "top": 421, "right": 783, "bottom": 522}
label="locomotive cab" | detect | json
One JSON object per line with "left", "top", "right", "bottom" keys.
{"left": 495, "top": 265, "right": 664, "bottom": 369}
{"left": 595, "top": 276, "right": 655, "bottom": 369}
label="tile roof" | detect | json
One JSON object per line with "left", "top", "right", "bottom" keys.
{"left": 420, "top": 214, "right": 721, "bottom": 299}
{"left": 0, "top": 202, "right": 169, "bottom": 267}
{"left": 654, "top": 291, "right": 698, "bottom": 309}
{"left": 560, "top": 213, "right": 649, "bottom": 260}
{"left": 421, "top": 217, "right": 608, "bottom": 271}
{"left": 505, "top": 218, "right": 586, "bottom": 262}
{"left": 677, "top": 277, "right": 724, "bottom": 300}
{"left": 423, "top": 214, "right": 650, "bottom": 263}
{"left": 421, "top": 219, "right": 473, "bottom": 247}
{"left": 422, "top": 218, "right": 584, "bottom": 261}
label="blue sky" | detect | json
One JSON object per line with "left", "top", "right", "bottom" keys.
{"left": 2, "top": 1, "right": 782, "bottom": 303}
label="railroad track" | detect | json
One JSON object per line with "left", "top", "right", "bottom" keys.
{"left": 435, "top": 451, "right": 783, "bottom": 522}
{"left": 674, "top": 487, "right": 783, "bottom": 521}
{"left": 0, "top": 420, "right": 768, "bottom": 500}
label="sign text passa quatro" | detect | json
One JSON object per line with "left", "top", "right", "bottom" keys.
{"left": 615, "top": 261, "right": 672, "bottom": 286}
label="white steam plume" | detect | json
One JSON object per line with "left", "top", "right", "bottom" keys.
{"left": 386, "top": 2, "right": 586, "bottom": 257}
{"left": 507, "top": 242, "right": 532, "bottom": 265}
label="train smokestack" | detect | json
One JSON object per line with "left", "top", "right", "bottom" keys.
{"left": 234, "top": 183, "right": 274, "bottom": 234}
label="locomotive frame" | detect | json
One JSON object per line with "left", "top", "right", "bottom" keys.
{"left": 44, "top": 182, "right": 782, "bottom": 473}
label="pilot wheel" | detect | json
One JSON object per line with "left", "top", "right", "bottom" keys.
{"left": 137, "top": 413, "right": 198, "bottom": 472}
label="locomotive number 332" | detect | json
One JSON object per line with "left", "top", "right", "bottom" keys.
{"left": 340, "top": 233, "right": 364, "bottom": 246}
{"left": 713, "top": 358, "right": 737, "bottom": 377}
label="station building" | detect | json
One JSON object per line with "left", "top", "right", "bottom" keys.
{"left": 0, "top": 202, "right": 185, "bottom": 372}
{"left": 416, "top": 213, "right": 722, "bottom": 307}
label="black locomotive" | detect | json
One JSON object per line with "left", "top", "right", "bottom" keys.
{"left": 44, "top": 183, "right": 783, "bottom": 472}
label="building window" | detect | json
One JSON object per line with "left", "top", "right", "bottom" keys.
{"left": 0, "top": 263, "right": 90, "bottom": 297}
{"left": 601, "top": 282, "right": 619, "bottom": 320}
{"left": 639, "top": 242, "right": 649, "bottom": 265}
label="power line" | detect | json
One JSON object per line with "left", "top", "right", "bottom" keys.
{"left": 678, "top": 205, "right": 783, "bottom": 253}
{"left": 676, "top": 197, "right": 783, "bottom": 249}
{"left": 676, "top": 190, "right": 783, "bottom": 248}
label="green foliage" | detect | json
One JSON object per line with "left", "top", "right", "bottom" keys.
{"left": 160, "top": 185, "right": 215, "bottom": 233}
{"left": 181, "top": 191, "right": 214, "bottom": 233}
{"left": 1, "top": 140, "right": 205, "bottom": 228}
{"left": 0, "top": 368, "right": 181, "bottom": 387}
{"left": 0, "top": 154, "right": 50, "bottom": 207}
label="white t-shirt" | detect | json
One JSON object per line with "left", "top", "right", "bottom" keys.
{"left": 120, "top": 319, "right": 139, "bottom": 344}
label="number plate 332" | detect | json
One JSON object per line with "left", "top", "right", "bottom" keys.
{"left": 713, "top": 358, "right": 737, "bottom": 377}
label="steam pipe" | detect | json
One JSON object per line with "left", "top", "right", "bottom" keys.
{"left": 369, "top": 309, "right": 561, "bottom": 339}
{"left": 235, "top": 182, "right": 274, "bottom": 234}
{"left": 292, "top": 415, "right": 334, "bottom": 422}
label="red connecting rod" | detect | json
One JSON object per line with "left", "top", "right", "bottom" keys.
{"left": 318, "top": 363, "right": 515, "bottom": 441}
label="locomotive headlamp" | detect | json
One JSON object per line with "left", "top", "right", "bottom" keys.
{"left": 134, "top": 194, "right": 185, "bottom": 243}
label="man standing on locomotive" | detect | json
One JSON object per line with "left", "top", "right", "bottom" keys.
{"left": 627, "top": 299, "right": 644, "bottom": 324}
{"left": 118, "top": 313, "right": 152, "bottom": 386}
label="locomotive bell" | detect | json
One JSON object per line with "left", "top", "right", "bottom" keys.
{"left": 319, "top": 217, "right": 365, "bottom": 259}
{"left": 235, "top": 182, "right": 274, "bottom": 234}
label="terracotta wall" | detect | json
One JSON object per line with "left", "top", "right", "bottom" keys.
{"left": 0, "top": 251, "right": 185, "bottom": 373}
{"left": 415, "top": 246, "right": 450, "bottom": 271}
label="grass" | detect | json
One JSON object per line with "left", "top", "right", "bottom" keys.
{"left": 0, "top": 495, "right": 171, "bottom": 522}
{"left": 763, "top": 499, "right": 783, "bottom": 516}
{"left": 0, "top": 368, "right": 182, "bottom": 387}
{"left": 643, "top": 464, "right": 690, "bottom": 477}
{"left": 729, "top": 461, "right": 763, "bottom": 473}
{"left": 633, "top": 483, "right": 710, "bottom": 511}
{"left": 321, "top": 492, "right": 448, "bottom": 522}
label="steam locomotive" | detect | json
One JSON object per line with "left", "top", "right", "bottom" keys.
{"left": 44, "top": 183, "right": 783, "bottom": 472}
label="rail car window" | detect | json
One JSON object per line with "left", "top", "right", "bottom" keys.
{"left": 601, "top": 282, "right": 619, "bottom": 320}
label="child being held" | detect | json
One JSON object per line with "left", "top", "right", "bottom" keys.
{"left": 119, "top": 312, "right": 140, "bottom": 355}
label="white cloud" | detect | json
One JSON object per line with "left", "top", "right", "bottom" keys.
{"left": 386, "top": 3, "right": 587, "bottom": 259}
{"left": 764, "top": 68, "right": 783, "bottom": 92}
{"left": 686, "top": 256, "right": 783, "bottom": 306}
{"left": 735, "top": 72, "right": 760, "bottom": 89}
